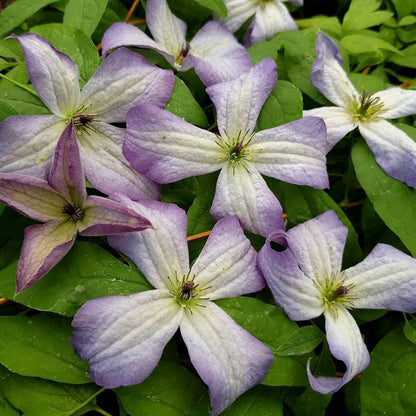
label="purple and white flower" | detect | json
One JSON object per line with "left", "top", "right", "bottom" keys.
{"left": 102, "top": 0, "right": 252, "bottom": 86}
{"left": 258, "top": 210, "right": 416, "bottom": 393}
{"left": 72, "top": 198, "right": 273, "bottom": 416}
{"left": 304, "top": 32, "right": 416, "bottom": 189}
{"left": 0, "top": 33, "right": 174, "bottom": 199}
{"left": 123, "top": 58, "right": 328, "bottom": 237}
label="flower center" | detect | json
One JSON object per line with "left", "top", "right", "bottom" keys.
{"left": 62, "top": 204, "right": 84, "bottom": 222}
{"left": 175, "top": 42, "right": 191, "bottom": 67}
{"left": 350, "top": 91, "right": 384, "bottom": 122}
{"left": 70, "top": 105, "right": 98, "bottom": 133}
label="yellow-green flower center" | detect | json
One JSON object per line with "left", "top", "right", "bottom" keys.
{"left": 349, "top": 91, "right": 384, "bottom": 122}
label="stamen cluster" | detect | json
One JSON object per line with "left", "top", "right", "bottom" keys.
{"left": 349, "top": 91, "right": 385, "bottom": 122}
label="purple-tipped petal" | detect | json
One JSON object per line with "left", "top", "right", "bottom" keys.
{"left": 218, "top": 0, "right": 257, "bottom": 33}
{"left": 207, "top": 58, "right": 277, "bottom": 139}
{"left": 344, "top": 244, "right": 416, "bottom": 313}
{"left": 190, "top": 216, "right": 265, "bottom": 300}
{"left": 71, "top": 290, "right": 182, "bottom": 388}
{"left": 16, "top": 221, "right": 77, "bottom": 293}
{"left": 11, "top": 33, "right": 80, "bottom": 117}
{"left": 250, "top": 117, "right": 329, "bottom": 188}
{"left": 180, "top": 302, "right": 273, "bottom": 416}
{"left": 358, "top": 120, "right": 416, "bottom": 188}
{"left": 375, "top": 87, "right": 416, "bottom": 119}
{"left": 125, "top": 104, "right": 222, "bottom": 183}
{"left": 80, "top": 48, "right": 174, "bottom": 123}
{"left": 211, "top": 164, "right": 285, "bottom": 237}
{"left": 109, "top": 196, "right": 189, "bottom": 291}
{"left": 307, "top": 307, "right": 370, "bottom": 394}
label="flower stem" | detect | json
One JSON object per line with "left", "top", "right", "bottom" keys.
{"left": 63, "top": 387, "right": 106, "bottom": 416}
{"left": 125, "top": 0, "right": 141, "bottom": 22}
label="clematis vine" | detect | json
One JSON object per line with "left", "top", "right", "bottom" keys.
{"left": 216, "top": 0, "right": 302, "bottom": 46}
{"left": 123, "top": 58, "right": 329, "bottom": 238}
{"left": 0, "top": 124, "right": 151, "bottom": 293}
{"left": 102, "top": 0, "right": 252, "bottom": 86}
{"left": 0, "top": 32, "right": 174, "bottom": 199}
{"left": 304, "top": 32, "right": 416, "bottom": 189}
{"left": 258, "top": 210, "right": 416, "bottom": 393}
{"left": 71, "top": 198, "right": 273, "bottom": 416}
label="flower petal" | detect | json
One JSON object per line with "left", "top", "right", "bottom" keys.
{"left": 310, "top": 32, "right": 358, "bottom": 108}
{"left": 17, "top": 221, "right": 76, "bottom": 293}
{"left": 344, "top": 244, "right": 416, "bottom": 312}
{"left": 206, "top": 58, "right": 277, "bottom": 139}
{"left": 308, "top": 307, "right": 370, "bottom": 394}
{"left": 80, "top": 47, "right": 174, "bottom": 123}
{"left": 12, "top": 33, "right": 80, "bottom": 117}
{"left": 77, "top": 123, "right": 160, "bottom": 200}
{"left": 190, "top": 216, "right": 264, "bottom": 300}
{"left": 180, "top": 302, "right": 273, "bottom": 416}
{"left": 358, "top": 120, "right": 416, "bottom": 188}
{"left": 211, "top": 164, "right": 285, "bottom": 237}
{"left": 71, "top": 290, "right": 182, "bottom": 388}
{"left": 0, "top": 115, "right": 66, "bottom": 177}
{"left": 374, "top": 87, "right": 416, "bottom": 119}
{"left": 124, "top": 103, "right": 222, "bottom": 183}
{"left": 250, "top": 117, "right": 329, "bottom": 188}
{"left": 218, "top": 0, "right": 257, "bottom": 33}
{"left": 108, "top": 196, "right": 189, "bottom": 291}
{"left": 188, "top": 21, "right": 252, "bottom": 87}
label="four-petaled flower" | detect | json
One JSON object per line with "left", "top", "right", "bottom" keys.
{"left": 72, "top": 198, "right": 273, "bottom": 416}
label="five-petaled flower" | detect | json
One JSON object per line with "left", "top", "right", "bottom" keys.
{"left": 71, "top": 198, "right": 273, "bottom": 416}
{"left": 258, "top": 210, "right": 416, "bottom": 393}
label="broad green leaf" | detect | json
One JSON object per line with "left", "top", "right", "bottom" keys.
{"left": 275, "top": 326, "right": 324, "bottom": 356}
{"left": 403, "top": 318, "right": 416, "bottom": 344}
{"left": 389, "top": 44, "right": 416, "bottom": 68}
{"left": 296, "top": 16, "right": 342, "bottom": 38}
{"left": 117, "top": 361, "right": 210, "bottom": 416}
{"left": 191, "top": 0, "right": 227, "bottom": 17}
{"left": 0, "top": 314, "right": 90, "bottom": 384}
{"left": 0, "top": 241, "right": 152, "bottom": 316}
{"left": 165, "top": 77, "right": 208, "bottom": 128}
{"left": 391, "top": 0, "right": 416, "bottom": 20}
{"left": 340, "top": 34, "right": 400, "bottom": 57}
{"left": 351, "top": 139, "right": 416, "bottom": 256}
{"left": 349, "top": 73, "right": 385, "bottom": 94}
{"left": 283, "top": 387, "right": 331, "bottom": 416}
{"left": 361, "top": 328, "right": 416, "bottom": 416}
{"left": 0, "top": 390, "right": 18, "bottom": 416}
{"left": 247, "top": 37, "right": 282, "bottom": 65}
{"left": 64, "top": 0, "right": 109, "bottom": 37}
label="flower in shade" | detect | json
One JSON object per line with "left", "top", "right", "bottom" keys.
{"left": 258, "top": 210, "right": 416, "bottom": 393}
{"left": 0, "top": 123, "right": 151, "bottom": 293}
{"left": 102, "top": 0, "right": 252, "bottom": 86}
{"left": 0, "top": 32, "right": 174, "bottom": 199}
{"left": 123, "top": 58, "right": 328, "bottom": 238}
{"left": 216, "top": 0, "right": 303, "bottom": 46}
{"left": 304, "top": 32, "right": 416, "bottom": 189}
{"left": 71, "top": 198, "right": 273, "bottom": 416}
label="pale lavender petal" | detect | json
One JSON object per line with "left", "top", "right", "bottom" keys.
{"left": 71, "top": 290, "right": 182, "bottom": 388}
{"left": 358, "top": 119, "right": 416, "bottom": 188}
{"left": 77, "top": 123, "right": 160, "bottom": 200}
{"left": 190, "top": 216, "right": 264, "bottom": 300}
{"left": 258, "top": 236, "right": 323, "bottom": 321}
{"left": 311, "top": 32, "right": 358, "bottom": 108}
{"left": 211, "top": 164, "right": 285, "bottom": 237}
{"left": 79, "top": 195, "right": 151, "bottom": 235}
{"left": 344, "top": 244, "right": 416, "bottom": 312}
{"left": 219, "top": 0, "right": 257, "bottom": 33}
{"left": 289, "top": 0, "right": 303, "bottom": 6}
{"left": 307, "top": 307, "right": 370, "bottom": 394}
{"left": 250, "top": 117, "right": 329, "bottom": 188}
{"left": 109, "top": 196, "right": 189, "bottom": 291}
{"left": 180, "top": 302, "right": 273, "bottom": 416}
{"left": 80, "top": 47, "right": 174, "bottom": 123}
{"left": 16, "top": 221, "right": 77, "bottom": 293}
{"left": 207, "top": 58, "right": 277, "bottom": 139}
{"left": 124, "top": 104, "right": 222, "bottom": 183}
{"left": 11, "top": 33, "right": 80, "bottom": 117}
{"left": 0, "top": 115, "right": 66, "bottom": 177}
{"left": 188, "top": 21, "right": 252, "bottom": 87}
{"left": 374, "top": 87, "right": 416, "bottom": 119}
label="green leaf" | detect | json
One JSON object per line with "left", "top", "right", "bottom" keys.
{"left": 391, "top": 0, "right": 416, "bottom": 20}
{"left": 351, "top": 139, "right": 416, "bottom": 256}
{"left": 389, "top": 44, "right": 416, "bottom": 68}
{"left": 361, "top": 327, "right": 416, "bottom": 416}
{"left": 117, "top": 361, "right": 210, "bottom": 416}
{"left": 340, "top": 34, "right": 400, "bottom": 56}
{"left": 0, "top": 314, "right": 90, "bottom": 384}
{"left": 349, "top": 73, "right": 385, "bottom": 94}
{"left": 296, "top": 16, "right": 342, "bottom": 38}
{"left": 64, "top": 0, "right": 109, "bottom": 37}
{"left": 275, "top": 326, "right": 324, "bottom": 356}
{"left": 403, "top": 318, "right": 416, "bottom": 344}
{"left": 0, "top": 241, "right": 152, "bottom": 316}
{"left": 257, "top": 80, "right": 303, "bottom": 130}
{"left": 165, "top": 77, "right": 208, "bottom": 128}
{"left": 191, "top": 0, "right": 227, "bottom": 17}
{"left": 283, "top": 387, "right": 331, "bottom": 416}
{"left": 0, "top": 391, "right": 18, "bottom": 416}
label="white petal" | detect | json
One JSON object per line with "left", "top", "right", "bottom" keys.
{"left": 218, "top": 0, "right": 258, "bottom": 33}
{"left": 374, "top": 87, "right": 416, "bottom": 119}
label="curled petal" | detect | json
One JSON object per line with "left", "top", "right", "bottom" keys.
{"left": 375, "top": 87, "right": 416, "bottom": 119}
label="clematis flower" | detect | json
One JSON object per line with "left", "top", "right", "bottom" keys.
{"left": 0, "top": 32, "right": 174, "bottom": 199}
{"left": 101, "top": 0, "right": 252, "bottom": 86}
{"left": 258, "top": 210, "right": 416, "bottom": 394}
{"left": 71, "top": 198, "right": 273, "bottom": 416}
{"left": 216, "top": 0, "right": 302, "bottom": 46}
{"left": 304, "top": 32, "right": 416, "bottom": 189}
{"left": 0, "top": 124, "right": 151, "bottom": 293}
{"left": 123, "top": 58, "right": 329, "bottom": 238}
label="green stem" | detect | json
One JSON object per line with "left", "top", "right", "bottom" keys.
{"left": 63, "top": 387, "right": 106, "bottom": 416}
{"left": 91, "top": 405, "right": 113, "bottom": 416}
{"left": 0, "top": 73, "right": 37, "bottom": 96}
